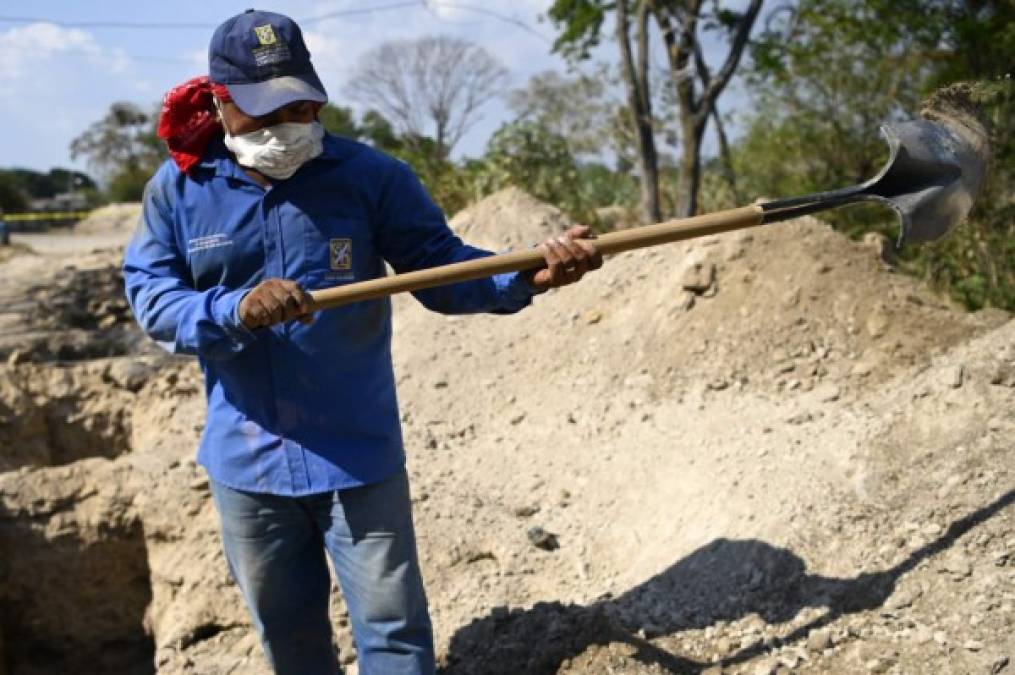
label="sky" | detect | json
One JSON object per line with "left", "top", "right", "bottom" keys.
{"left": 0, "top": 0, "right": 755, "bottom": 178}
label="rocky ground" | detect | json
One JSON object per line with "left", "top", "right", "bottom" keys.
{"left": 0, "top": 190, "right": 1011, "bottom": 675}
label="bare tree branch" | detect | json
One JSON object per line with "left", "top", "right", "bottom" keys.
{"left": 698, "top": 0, "right": 763, "bottom": 120}
{"left": 617, "top": 0, "right": 661, "bottom": 222}
{"left": 345, "top": 35, "right": 507, "bottom": 159}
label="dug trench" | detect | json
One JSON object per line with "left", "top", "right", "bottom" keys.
{"left": 0, "top": 193, "right": 1012, "bottom": 675}
{"left": 0, "top": 360, "right": 158, "bottom": 674}
{"left": 0, "top": 248, "right": 179, "bottom": 674}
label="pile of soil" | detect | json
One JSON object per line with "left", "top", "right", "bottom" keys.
{"left": 0, "top": 255, "right": 148, "bottom": 363}
{"left": 0, "top": 189, "right": 1011, "bottom": 675}
{"left": 75, "top": 203, "right": 142, "bottom": 235}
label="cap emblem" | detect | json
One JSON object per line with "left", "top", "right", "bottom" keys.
{"left": 254, "top": 24, "right": 277, "bottom": 45}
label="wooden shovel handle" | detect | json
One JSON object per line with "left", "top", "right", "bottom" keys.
{"left": 309, "top": 204, "right": 764, "bottom": 311}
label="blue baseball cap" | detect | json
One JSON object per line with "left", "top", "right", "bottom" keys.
{"left": 209, "top": 9, "right": 327, "bottom": 117}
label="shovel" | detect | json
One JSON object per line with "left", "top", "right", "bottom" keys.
{"left": 309, "top": 115, "right": 988, "bottom": 311}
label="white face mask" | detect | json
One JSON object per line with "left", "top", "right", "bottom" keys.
{"left": 222, "top": 119, "right": 324, "bottom": 180}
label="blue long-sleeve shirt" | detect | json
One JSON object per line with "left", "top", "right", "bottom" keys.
{"left": 123, "top": 134, "right": 537, "bottom": 495}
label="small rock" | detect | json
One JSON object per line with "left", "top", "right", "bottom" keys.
{"left": 433, "top": 380, "right": 448, "bottom": 389}
{"left": 991, "top": 655, "right": 1010, "bottom": 674}
{"left": 584, "top": 309, "right": 603, "bottom": 325}
{"left": 885, "top": 587, "right": 921, "bottom": 611}
{"left": 778, "top": 649, "right": 806, "bottom": 668}
{"left": 932, "top": 630, "right": 947, "bottom": 645}
{"left": 989, "top": 364, "right": 1014, "bottom": 387}
{"left": 911, "top": 624, "right": 934, "bottom": 644}
{"left": 813, "top": 383, "right": 841, "bottom": 403}
{"left": 97, "top": 314, "right": 118, "bottom": 330}
{"left": 939, "top": 554, "right": 972, "bottom": 578}
{"left": 707, "top": 377, "right": 730, "bottom": 391}
{"left": 851, "top": 361, "right": 874, "bottom": 377}
{"left": 513, "top": 505, "right": 539, "bottom": 518}
{"left": 962, "top": 639, "right": 983, "bottom": 652}
{"left": 866, "top": 305, "right": 890, "bottom": 338}
{"left": 942, "top": 364, "right": 964, "bottom": 389}
{"left": 674, "top": 290, "right": 696, "bottom": 312}
{"left": 526, "top": 526, "right": 559, "bottom": 551}
{"left": 864, "top": 657, "right": 890, "bottom": 673}
{"left": 681, "top": 261, "right": 716, "bottom": 294}
{"left": 862, "top": 232, "right": 897, "bottom": 265}
{"left": 107, "top": 358, "right": 154, "bottom": 393}
{"left": 806, "top": 628, "right": 833, "bottom": 652}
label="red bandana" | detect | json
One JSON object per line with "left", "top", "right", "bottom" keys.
{"left": 157, "top": 76, "right": 233, "bottom": 175}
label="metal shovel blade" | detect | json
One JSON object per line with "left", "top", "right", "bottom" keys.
{"left": 759, "top": 116, "right": 989, "bottom": 246}
{"left": 862, "top": 119, "right": 988, "bottom": 245}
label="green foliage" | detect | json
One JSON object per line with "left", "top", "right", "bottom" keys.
{"left": 476, "top": 120, "right": 593, "bottom": 223}
{"left": 0, "top": 168, "right": 96, "bottom": 200}
{"left": 360, "top": 111, "right": 404, "bottom": 154}
{"left": 921, "top": 1, "right": 1015, "bottom": 84}
{"left": 739, "top": 0, "right": 1015, "bottom": 311}
{"left": 0, "top": 173, "right": 27, "bottom": 212}
{"left": 546, "top": 0, "right": 611, "bottom": 61}
{"left": 317, "top": 105, "right": 361, "bottom": 139}
{"left": 107, "top": 166, "right": 155, "bottom": 204}
{"left": 902, "top": 82, "right": 1015, "bottom": 311}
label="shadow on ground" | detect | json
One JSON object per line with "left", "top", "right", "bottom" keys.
{"left": 440, "top": 489, "right": 1015, "bottom": 674}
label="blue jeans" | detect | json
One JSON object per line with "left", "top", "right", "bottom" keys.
{"left": 209, "top": 469, "right": 435, "bottom": 675}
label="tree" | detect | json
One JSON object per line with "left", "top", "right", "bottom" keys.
{"left": 478, "top": 120, "right": 588, "bottom": 218}
{"left": 616, "top": 0, "right": 661, "bottom": 222}
{"left": 549, "top": 0, "right": 762, "bottom": 220}
{"left": 0, "top": 168, "right": 95, "bottom": 202}
{"left": 317, "top": 104, "right": 362, "bottom": 139}
{"left": 345, "top": 36, "right": 508, "bottom": 160}
{"left": 653, "top": 0, "right": 761, "bottom": 216}
{"left": 742, "top": 0, "right": 1015, "bottom": 310}
{"left": 507, "top": 68, "right": 615, "bottom": 158}
{"left": 0, "top": 173, "right": 27, "bottom": 212}
{"left": 549, "top": 0, "right": 660, "bottom": 222}
{"left": 70, "top": 102, "right": 166, "bottom": 201}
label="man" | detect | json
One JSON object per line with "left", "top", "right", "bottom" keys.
{"left": 124, "top": 9, "right": 602, "bottom": 675}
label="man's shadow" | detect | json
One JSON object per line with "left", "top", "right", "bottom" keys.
{"left": 440, "top": 489, "right": 1014, "bottom": 674}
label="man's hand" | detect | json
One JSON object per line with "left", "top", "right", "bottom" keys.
{"left": 524, "top": 225, "right": 603, "bottom": 291}
{"left": 239, "top": 278, "right": 315, "bottom": 329}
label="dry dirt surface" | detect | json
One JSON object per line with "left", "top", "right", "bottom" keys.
{"left": 0, "top": 189, "right": 1011, "bottom": 675}
{"left": 74, "top": 203, "right": 144, "bottom": 236}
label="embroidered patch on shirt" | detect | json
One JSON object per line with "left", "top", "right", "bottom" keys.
{"left": 330, "top": 238, "right": 352, "bottom": 270}
{"left": 187, "top": 233, "right": 233, "bottom": 254}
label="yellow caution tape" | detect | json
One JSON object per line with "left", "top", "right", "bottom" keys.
{"left": 4, "top": 210, "right": 93, "bottom": 222}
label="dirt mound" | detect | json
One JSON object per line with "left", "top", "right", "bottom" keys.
{"left": 0, "top": 189, "right": 1011, "bottom": 675}
{"left": 0, "top": 259, "right": 147, "bottom": 363}
{"left": 449, "top": 186, "right": 573, "bottom": 251}
{"left": 75, "top": 203, "right": 142, "bottom": 235}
